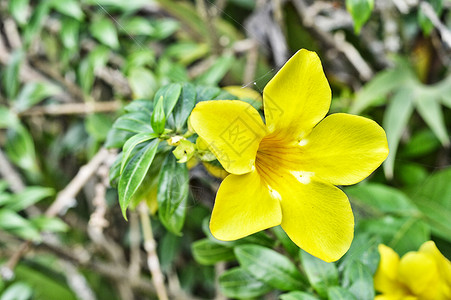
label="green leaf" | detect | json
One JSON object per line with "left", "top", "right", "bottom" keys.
{"left": 383, "top": 88, "right": 415, "bottom": 179}
{"left": 113, "top": 111, "right": 153, "bottom": 133}
{"left": 192, "top": 238, "right": 235, "bottom": 265}
{"left": 327, "top": 287, "right": 358, "bottom": 300}
{"left": 219, "top": 267, "right": 272, "bottom": 298}
{"left": 350, "top": 66, "right": 412, "bottom": 114}
{"left": 124, "top": 99, "right": 153, "bottom": 113}
{"left": 118, "top": 139, "right": 159, "bottom": 219}
{"left": 0, "top": 209, "right": 41, "bottom": 241}
{"left": 14, "top": 82, "right": 60, "bottom": 112}
{"left": 342, "top": 261, "right": 374, "bottom": 300}
{"left": 30, "top": 216, "right": 69, "bottom": 232}
{"left": 401, "top": 129, "right": 441, "bottom": 158}
{"left": 85, "top": 113, "right": 113, "bottom": 141}
{"left": 195, "top": 54, "right": 234, "bottom": 85}
{"left": 168, "top": 83, "right": 196, "bottom": 132}
{"left": 151, "top": 96, "right": 166, "bottom": 134}
{"left": 2, "top": 50, "right": 23, "bottom": 100}
{"left": 300, "top": 250, "right": 339, "bottom": 298}
{"left": 339, "top": 233, "right": 381, "bottom": 274}
{"left": 279, "top": 291, "right": 320, "bottom": 300}
{"left": 120, "top": 16, "right": 154, "bottom": 36}
{"left": 346, "top": 183, "right": 417, "bottom": 215}
{"left": 0, "top": 106, "right": 20, "bottom": 129}
{"left": 234, "top": 244, "right": 307, "bottom": 291}
{"left": 127, "top": 67, "right": 158, "bottom": 99}
{"left": 272, "top": 225, "right": 299, "bottom": 258}
{"left": 408, "top": 167, "right": 451, "bottom": 242}
{"left": 105, "top": 128, "right": 133, "bottom": 149}
{"left": 8, "top": 0, "right": 30, "bottom": 25}
{"left": 50, "top": 0, "right": 84, "bottom": 20}
{"left": 89, "top": 16, "right": 119, "bottom": 49}
{"left": 60, "top": 17, "right": 80, "bottom": 50}
{"left": 23, "top": 1, "right": 50, "bottom": 46}
{"left": 6, "top": 186, "right": 54, "bottom": 212}
{"left": 346, "top": 0, "right": 374, "bottom": 33}
{"left": 78, "top": 58, "right": 94, "bottom": 94}
{"left": 121, "top": 133, "right": 157, "bottom": 173}
{"left": 150, "top": 18, "right": 180, "bottom": 40}
{"left": 359, "top": 216, "right": 430, "bottom": 256}
{"left": 157, "top": 154, "right": 189, "bottom": 235}
{"left": 195, "top": 86, "right": 222, "bottom": 102}
{"left": 418, "top": 0, "right": 443, "bottom": 35}
{"left": 5, "top": 125, "right": 39, "bottom": 174}
{"left": 0, "top": 282, "right": 33, "bottom": 300}
{"left": 415, "top": 96, "right": 449, "bottom": 146}
{"left": 153, "top": 83, "right": 182, "bottom": 117}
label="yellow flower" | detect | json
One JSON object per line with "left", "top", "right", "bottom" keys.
{"left": 189, "top": 49, "right": 388, "bottom": 262}
{"left": 374, "top": 241, "right": 451, "bottom": 300}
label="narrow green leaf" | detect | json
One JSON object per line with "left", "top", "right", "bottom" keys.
{"left": 346, "top": 183, "right": 417, "bottom": 215}
{"left": 192, "top": 238, "right": 235, "bottom": 265}
{"left": 113, "top": 111, "right": 153, "bottom": 133}
{"left": 300, "top": 250, "right": 339, "bottom": 298}
{"left": 418, "top": 0, "right": 443, "bottom": 35}
{"left": 235, "top": 245, "right": 307, "bottom": 291}
{"left": 415, "top": 96, "right": 449, "bottom": 146}
{"left": 128, "top": 68, "right": 158, "bottom": 99}
{"left": 157, "top": 154, "right": 189, "bottom": 234}
{"left": 50, "top": 0, "right": 84, "bottom": 20}
{"left": 327, "top": 287, "right": 358, "bottom": 300}
{"left": 89, "top": 17, "right": 119, "bottom": 49}
{"left": 195, "top": 54, "right": 234, "bottom": 85}
{"left": 342, "top": 261, "right": 375, "bottom": 300}
{"left": 120, "top": 16, "right": 154, "bottom": 36}
{"left": 151, "top": 96, "right": 166, "bottom": 134}
{"left": 8, "top": 0, "right": 30, "bottom": 25}
{"left": 383, "top": 88, "right": 415, "bottom": 179}
{"left": 118, "top": 139, "right": 159, "bottom": 219}
{"left": 14, "top": 82, "right": 60, "bottom": 112}
{"left": 5, "top": 125, "right": 39, "bottom": 174}
{"left": 0, "top": 106, "right": 20, "bottom": 129}
{"left": 350, "top": 67, "right": 412, "bottom": 114}
{"left": 153, "top": 83, "right": 182, "bottom": 117}
{"left": 23, "top": 1, "right": 50, "bottom": 45}
{"left": 219, "top": 267, "right": 272, "bottom": 298}
{"left": 85, "top": 113, "right": 113, "bottom": 141}
{"left": 121, "top": 133, "right": 157, "bottom": 173}
{"left": 60, "top": 17, "right": 80, "bottom": 50}
{"left": 2, "top": 51, "right": 23, "bottom": 100}
{"left": 0, "top": 282, "right": 33, "bottom": 300}
{"left": 30, "top": 216, "right": 69, "bottom": 233}
{"left": 280, "top": 291, "right": 320, "bottom": 300}
{"left": 169, "top": 83, "right": 196, "bottom": 132}
{"left": 339, "top": 233, "right": 381, "bottom": 274}
{"left": 7, "top": 186, "right": 54, "bottom": 212}
{"left": 345, "top": 0, "right": 374, "bottom": 33}
{"left": 0, "top": 209, "right": 41, "bottom": 241}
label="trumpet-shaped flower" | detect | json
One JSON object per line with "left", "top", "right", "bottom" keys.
{"left": 189, "top": 49, "right": 388, "bottom": 262}
{"left": 374, "top": 241, "right": 451, "bottom": 300}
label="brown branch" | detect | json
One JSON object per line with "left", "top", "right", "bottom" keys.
{"left": 19, "top": 101, "right": 121, "bottom": 117}
{"left": 138, "top": 203, "right": 169, "bottom": 300}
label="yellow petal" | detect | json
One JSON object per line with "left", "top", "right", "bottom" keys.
{"left": 277, "top": 176, "right": 354, "bottom": 262}
{"left": 210, "top": 170, "right": 282, "bottom": 240}
{"left": 375, "top": 295, "right": 405, "bottom": 300}
{"left": 190, "top": 100, "right": 267, "bottom": 175}
{"left": 398, "top": 252, "right": 438, "bottom": 296}
{"left": 222, "top": 86, "right": 263, "bottom": 103}
{"left": 374, "top": 244, "right": 407, "bottom": 294}
{"left": 419, "top": 241, "right": 451, "bottom": 287}
{"left": 263, "top": 49, "right": 331, "bottom": 138}
{"left": 298, "top": 113, "right": 389, "bottom": 185}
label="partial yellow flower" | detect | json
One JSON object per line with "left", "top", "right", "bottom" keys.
{"left": 374, "top": 241, "right": 451, "bottom": 300}
{"left": 189, "top": 49, "right": 388, "bottom": 262}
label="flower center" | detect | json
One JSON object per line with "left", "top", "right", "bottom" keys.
{"left": 255, "top": 133, "right": 304, "bottom": 187}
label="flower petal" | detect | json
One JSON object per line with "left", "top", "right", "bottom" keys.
{"left": 374, "top": 244, "right": 407, "bottom": 295}
{"left": 190, "top": 100, "right": 267, "bottom": 174}
{"left": 276, "top": 175, "right": 354, "bottom": 262}
{"left": 419, "top": 241, "right": 451, "bottom": 286}
{"left": 398, "top": 252, "right": 438, "bottom": 296}
{"left": 263, "top": 49, "right": 331, "bottom": 138}
{"left": 298, "top": 113, "right": 388, "bottom": 185}
{"left": 210, "top": 170, "right": 282, "bottom": 240}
